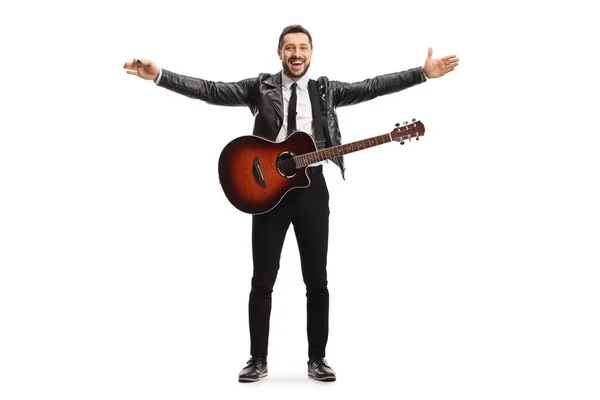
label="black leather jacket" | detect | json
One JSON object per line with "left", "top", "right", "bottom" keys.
{"left": 158, "top": 67, "right": 426, "bottom": 179}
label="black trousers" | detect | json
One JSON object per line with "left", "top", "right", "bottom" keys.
{"left": 248, "top": 167, "right": 330, "bottom": 359}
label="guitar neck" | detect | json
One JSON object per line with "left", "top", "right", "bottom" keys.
{"left": 295, "top": 133, "right": 392, "bottom": 168}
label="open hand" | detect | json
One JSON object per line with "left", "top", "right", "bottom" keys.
{"left": 423, "top": 48, "right": 459, "bottom": 79}
{"left": 123, "top": 58, "right": 160, "bottom": 81}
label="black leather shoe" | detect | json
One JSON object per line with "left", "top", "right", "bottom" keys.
{"left": 307, "top": 358, "right": 336, "bottom": 381}
{"left": 238, "top": 357, "right": 268, "bottom": 382}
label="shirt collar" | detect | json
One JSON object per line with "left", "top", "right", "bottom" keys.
{"left": 281, "top": 71, "right": 310, "bottom": 91}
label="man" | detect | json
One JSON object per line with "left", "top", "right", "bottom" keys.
{"left": 123, "top": 24, "right": 459, "bottom": 383}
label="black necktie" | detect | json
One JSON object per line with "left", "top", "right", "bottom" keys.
{"left": 287, "top": 83, "right": 297, "bottom": 135}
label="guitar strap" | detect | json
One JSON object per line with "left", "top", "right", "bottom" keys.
{"left": 308, "top": 80, "right": 327, "bottom": 150}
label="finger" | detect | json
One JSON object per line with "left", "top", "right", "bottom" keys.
{"left": 427, "top": 47, "right": 433, "bottom": 59}
{"left": 126, "top": 70, "right": 139, "bottom": 76}
{"left": 442, "top": 55, "right": 459, "bottom": 62}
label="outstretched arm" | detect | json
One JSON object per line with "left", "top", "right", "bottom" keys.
{"left": 123, "top": 58, "right": 254, "bottom": 108}
{"left": 331, "top": 47, "right": 459, "bottom": 107}
{"left": 331, "top": 67, "right": 425, "bottom": 107}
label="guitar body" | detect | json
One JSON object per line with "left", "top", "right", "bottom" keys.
{"left": 218, "top": 131, "right": 317, "bottom": 215}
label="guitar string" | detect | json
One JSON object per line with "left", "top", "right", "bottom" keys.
{"left": 261, "top": 126, "right": 421, "bottom": 170}
{"left": 268, "top": 135, "right": 419, "bottom": 170}
{"left": 269, "top": 138, "right": 395, "bottom": 169}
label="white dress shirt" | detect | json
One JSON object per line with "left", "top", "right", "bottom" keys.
{"left": 277, "top": 72, "right": 327, "bottom": 166}
{"left": 276, "top": 72, "right": 313, "bottom": 142}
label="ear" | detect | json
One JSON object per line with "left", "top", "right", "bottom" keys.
{"left": 277, "top": 48, "right": 282, "bottom": 60}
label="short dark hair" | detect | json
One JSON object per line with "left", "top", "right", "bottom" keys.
{"left": 278, "top": 25, "right": 313, "bottom": 50}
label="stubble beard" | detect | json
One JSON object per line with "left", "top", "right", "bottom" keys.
{"left": 282, "top": 59, "right": 311, "bottom": 79}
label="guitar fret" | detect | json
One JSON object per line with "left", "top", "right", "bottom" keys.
{"left": 297, "top": 132, "right": 401, "bottom": 167}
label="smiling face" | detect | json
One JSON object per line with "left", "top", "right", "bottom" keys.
{"left": 278, "top": 32, "right": 312, "bottom": 81}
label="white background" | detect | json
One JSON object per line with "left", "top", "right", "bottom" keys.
{"left": 1, "top": 0, "right": 599, "bottom": 399}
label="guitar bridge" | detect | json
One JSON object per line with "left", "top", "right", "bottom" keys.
{"left": 252, "top": 156, "right": 267, "bottom": 188}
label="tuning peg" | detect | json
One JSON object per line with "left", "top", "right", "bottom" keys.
{"left": 403, "top": 121, "right": 408, "bottom": 126}
{"left": 395, "top": 123, "right": 400, "bottom": 128}
{"left": 400, "top": 141, "right": 405, "bottom": 145}
{"left": 415, "top": 137, "right": 419, "bottom": 141}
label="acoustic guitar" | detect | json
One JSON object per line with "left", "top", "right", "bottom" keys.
{"left": 218, "top": 119, "right": 425, "bottom": 214}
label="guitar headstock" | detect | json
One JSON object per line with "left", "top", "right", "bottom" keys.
{"left": 390, "top": 119, "right": 425, "bottom": 145}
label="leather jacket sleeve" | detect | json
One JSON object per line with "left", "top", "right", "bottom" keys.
{"left": 158, "top": 69, "right": 256, "bottom": 108}
{"left": 330, "top": 66, "right": 425, "bottom": 107}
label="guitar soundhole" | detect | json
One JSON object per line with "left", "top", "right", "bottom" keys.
{"left": 276, "top": 152, "right": 297, "bottom": 178}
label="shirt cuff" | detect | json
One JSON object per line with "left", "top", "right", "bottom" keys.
{"left": 154, "top": 68, "right": 163, "bottom": 85}
{"left": 420, "top": 67, "right": 428, "bottom": 82}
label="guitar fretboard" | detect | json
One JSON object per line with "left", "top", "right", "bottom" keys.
{"left": 295, "top": 134, "right": 392, "bottom": 168}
